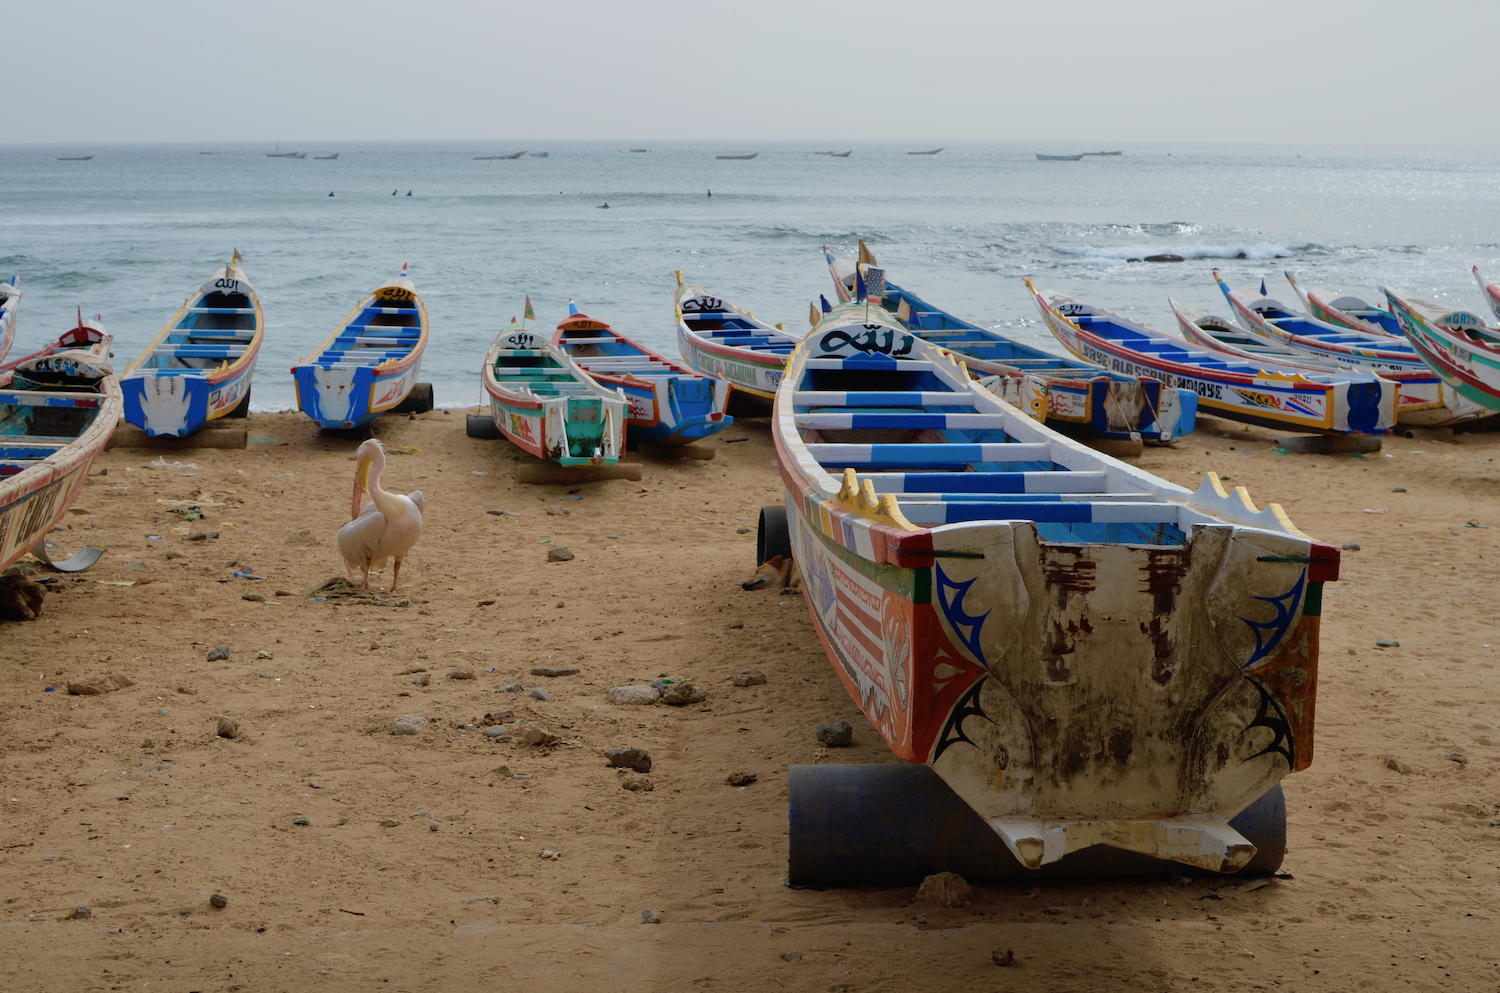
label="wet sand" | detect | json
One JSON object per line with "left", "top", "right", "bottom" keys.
{"left": 1, "top": 409, "right": 1497, "bottom": 992}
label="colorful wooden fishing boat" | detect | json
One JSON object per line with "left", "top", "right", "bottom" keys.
{"left": 674, "top": 272, "right": 802, "bottom": 416}
{"left": 1380, "top": 284, "right": 1500, "bottom": 412}
{"left": 1283, "top": 271, "right": 1402, "bottom": 337}
{"left": 1170, "top": 299, "right": 1491, "bottom": 428}
{"left": 772, "top": 299, "right": 1338, "bottom": 872}
{"left": 481, "top": 314, "right": 627, "bottom": 465}
{"left": 1, "top": 316, "right": 120, "bottom": 572}
{"left": 822, "top": 245, "right": 1196, "bottom": 446}
{"left": 1213, "top": 271, "right": 1425, "bottom": 371}
{"left": 1475, "top": 266, "right": 1500, "bottom": 323}
{"left": 122, "top": 253, "right": 262, "bottom": 437}
{"left": 1029, "top": 279, "right": 1394, "bottom": 434}
{"left": 0, "top": 276, "right": 20, "bottom": 365}
{"left": 293, "top": 265, "right": 431, "bottom": 430}
{"left": 554, "top": 301, "right": 732, "bottom": 446}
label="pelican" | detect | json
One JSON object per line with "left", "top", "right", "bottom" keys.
{"left": 337, "top": 439, "right": 424, "bottom": 592}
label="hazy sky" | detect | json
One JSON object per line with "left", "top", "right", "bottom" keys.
{"left": 13, "top": 0, "right": 1499, "bottom": 145}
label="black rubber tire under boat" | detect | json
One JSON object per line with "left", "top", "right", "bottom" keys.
{"left": 393, "top": 382, "right": 434, "bottom": 414}
{"left": 466, "top": 414, "right": 502, "bottom": 439}
{"left": 756, "top": 504, "right": 792, "bottom": 566}
{"left": 225, "top": 386, "right": 250, "bottom": 418}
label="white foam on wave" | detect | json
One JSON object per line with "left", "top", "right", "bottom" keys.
{"left": 1051, "top": 242, "right": 1298, "bottom": 261}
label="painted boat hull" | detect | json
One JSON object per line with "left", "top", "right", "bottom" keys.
{"left": 674, "top": 278, "right": 800, "bottom": 414}
{"left": 1216, "top": 272, "right": 1424, "bottom": 369}
{"left": 1476, "top": 267, "right": 1500, "bottom": 323}
{"left": 1382, "top": 287, "right": 1500, "bottom": 413}
{"left": 1284, "top": 272, "right": 1402, "bottom": 337}
{"left": 0, "top": 280, "right": 20, "bottom": 365}
{"left": 293, "top": 273, "right": 428, "bottom": 429}
{"left": 0, "top": 327, "right": 120, "bottom": 572}
{"left": 122, "top": 259, "right": 264, "bottom": 437}
{"left": 777, "top": 305, "right": 1339, "bottom": 872}
{"left": 554, "top": 308, "right": 732, "bottom": 446}
{"left": 1171, "top": 300, "right": 1493, "bottom": 429}
{"left": 1030, "top": 281, "right": 1394, "bottom": 434}
{"left": 482, "top": 324, "right": 626, "bottom": 465}
{"left": 822, "top": 246, "right": 1194, "bottom": 443}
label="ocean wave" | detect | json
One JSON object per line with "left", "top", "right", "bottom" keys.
{"left": 1051, "top": 242, "right": 1301, "bottom": 262}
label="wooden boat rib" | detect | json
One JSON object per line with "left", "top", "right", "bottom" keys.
{"left": 1169, "top": 299, "right": 1490, "bottom": 428}
{"left": 822, "top": 245, "right": 1195, "bottom": 446}
{"left": 554, "top": 302, "right": 732, "bottom": 445}
{"left": 1, "top": 317, "right": 120, "bottom": 572}
{"left": 1381, "top": 285, "right": 1500, "bottom": 413}
{"left": 0, "top": 276, "right": 20, "bottom": 365}
{"left": 293, "top": 265, "right": 429, "bottom": 430}
{"left": 1283, "top": 271, "right": 1401, "bottom": 337}
{"left": 122, "top": 254, "right": 263, "bottom": 437}
{"left": 776, "top": 299, "right": 1338, "bottom": 872}
{"left": 482, "top": 319, "right": 626, "bottom": 465}
{"left": 674, "top": 272, "right": 802, "bottom": 416}
{"left": 1475, "top": 266, "right": 1500, "bottom": 323}
{"left": 1028, "top": 278, "right": 1395, "bottom": 435}
{"left": 1214, "top": 271, "right": 1422, "bottom": 368}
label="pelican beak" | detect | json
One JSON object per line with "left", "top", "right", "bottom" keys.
{"left": 352, "top": 455, "right": 371, "bottom": 520}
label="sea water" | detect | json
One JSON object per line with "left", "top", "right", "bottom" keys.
{"left": 3, "top": 141, "right": 1499, "bottom": 412}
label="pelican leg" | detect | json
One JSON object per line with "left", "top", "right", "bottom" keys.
{"left": 358, "top": 563, "right": 371, "bottom": 592}
{"left": 391, "top": 557, "right": 402, "bottom": 593}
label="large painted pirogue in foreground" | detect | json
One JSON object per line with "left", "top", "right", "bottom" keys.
{"left": 773, "top": 299, "right": 1338, "bottom": 872}
{"left": 1, "top": 316, "right": 120, "bottom": 573}
{"left": 122, "top": 253, "right": 262, "bottom": 436}
{"left": 823, "top": 245, "right": 1195, "bottom": 448}
{"left": 1029, "top": 279, "right": 1396, "bottom": 435}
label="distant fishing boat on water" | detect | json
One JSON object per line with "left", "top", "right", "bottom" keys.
{"left": 629, "top": 149, "right": 650, "bottom": 153}
{"left": 314, "top": 153, "right": 339, "bottom": 160}
{"left": 815, "top": 151, "right": 853, "bottom": 157}
{"left": 1037, "top": 153, "right": 1084, "bottom": 161}
{"left": 57, "top": 155, "right": 93, "bottom": 161}
{"left": 1081, "top": 151, "right": 1124, "bottom": 156}
{"left": 907, "top": 148, "right": 943, "bottom": 155}
{"left": 266, "top": 148, "right": 303, "bottom": 158}
{"left": 475, "top": 151, "right": 526, "bottom": 160}
{"left": 716, "top": 153, "right": 758, "bottom": 160}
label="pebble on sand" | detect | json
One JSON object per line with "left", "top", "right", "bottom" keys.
{"left": 641, "top": 909, "right": 661, "bottom": 924}
{"left": 1342, "top": 541, "right": 1360, "bottom": 551}
{"left": 449, "top": 666, "right": 475, "bottom": 680}
{"left": 1376, "top": 638, "right": 1400, "bottom": 648}
{"left": 209, "top": 893, "right": 228, "bottom": 909}
{"left": 546, "top": 547, "right": 575, "bottom": 562}
{"left": 782, "top": 953, "right": 801, "bottom": 963}
{"left": 604, "top": 747, "right": 652, "bottom": 773}
{"left": 620, "top": 773, "right": 653, "bottom": 792}
{"left": 606, "top": 685, "right": 659, "bottom": 706}
{"left": 915, "top": 871, "right": 971, "bottom": 908}
{"left": 530, "top": 687, "right": 552, "bottom": 701}
{"left": 206, "top": 645, "right": 231, "bottom": 661}
{"left": 659, "top": 682, "right": 708, "bottom": 706}
{"left": 293, "top": 816, "right": 311, "bottom": 826}
{"left": 816, "top": 720, "right": 854, "bottom": 747}
{"left": 500, "top": 681, "right": 525, "bottom": 693}
{"left": 991, "top": 946, "right": 1016, "bottom": 967}
{"left": 392, "top": 714, "right": 428, "bottom": 736}
{"left": 482, "top": 726, "right": 510, "bottom": 739}
{"left": 242, "top": 592, "right": 266, "bottom": 602}
{"left": 66, "top": 672, "right": 134, "bottom": 696}
{"left": 730, "top": 669, "right": 766, "bottom": 687}
{"left": 380, "top": 818, "right": 400, "bottom": 828}
{"left": 522, "top": 728, "right": 559, "bottom": 746}
{"left": 216, "top": 715, "right": 239, "bottom": 739}
{"left": 725, "top": 771, "right": 757, "bottom": 786}
{"left": 68, "top": 906, "right": 92, "bottom": 920}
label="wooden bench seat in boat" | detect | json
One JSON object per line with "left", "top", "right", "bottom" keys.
{"left": 153, "top": 344, "right": 248, "bottom": 359}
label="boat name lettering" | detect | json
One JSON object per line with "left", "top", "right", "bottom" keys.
{"left": 680, "top": 295, "right": 724, "bottom": 314}
{"left": 503, "top": 331, "right": 537, "bottom": 349}
{"left": 376, "top": 287, "right": 415, "bottom": 302}
{"left": 818, "top": 326, "right": 915, "bottom": 357}
{"left": 1056, "top": 303, "right": 1090, "bottom": 317}
{"left": 213, "top": 278, "right": 241, "bottom": 292}
{"left": 1078, "top": 342, "right": 1226, "bottom": 400}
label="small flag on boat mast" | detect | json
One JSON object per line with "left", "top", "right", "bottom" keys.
{"left": 1260, "top": 278, "right": 1267, "bottom": 297}
{"left": 820, "top": 294, "right": 833, "bottom": 314}
{"left": 567, "top": 298, "right": 579, "bottom": 316}
{"left": 896, "top": 297, "right": 912, "bottom": 325}
{"left": 523, "top": 295, "right": 535, "bottom": 326}
{"left": 864, "top": 267, "right": 886, "bottom": 302}
{"left": 857, "top": 240, "right": 877, "bottom": 267}
{"left": 855, "top": 268, "right": 867, "bottom": 304}
{"left": 809, "top": 301, "right": 820, "bottom": 327}
{"left": 229, "top": 248, "right": 243, "bottom": 271}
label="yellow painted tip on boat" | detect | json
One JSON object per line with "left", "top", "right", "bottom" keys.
{"left": 674, "top": 270, "right": 683, "bottom": 287}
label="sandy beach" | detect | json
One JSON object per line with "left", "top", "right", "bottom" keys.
{"left": 2, "top": 408, "right": 1498, "bottom": 992}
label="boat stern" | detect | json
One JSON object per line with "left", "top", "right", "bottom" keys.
{"left": 294, "top": 362, "right": 371, "bottom": 429}
{"left": 121, "top": 373, "right": 206, "bottom": 437}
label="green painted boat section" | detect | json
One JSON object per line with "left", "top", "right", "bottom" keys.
{"left": 804, "top": 509, "right": 931, "bottom": 604}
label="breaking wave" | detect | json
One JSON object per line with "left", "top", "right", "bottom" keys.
{"left": 1051, "top": 242, "right": 1302, "bottom": 262}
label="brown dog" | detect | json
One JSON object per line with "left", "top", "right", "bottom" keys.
{"left": 0, "top": 574, "right": 46, "bottom": 622}
{"left": 742, "top": 554, "right": 801, "bottom": 593}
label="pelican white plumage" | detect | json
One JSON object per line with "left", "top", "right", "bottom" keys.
{"left": 337, "top": 439, "right": 424, "bottom": 592}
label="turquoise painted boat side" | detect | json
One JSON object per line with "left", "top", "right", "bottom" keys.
{"left": 1382, "top": 286, "right": 1500, "bottom": 413}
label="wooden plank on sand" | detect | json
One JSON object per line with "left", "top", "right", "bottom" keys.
{"left": 106, "top": 424, "right": 248, "bottom": 450}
